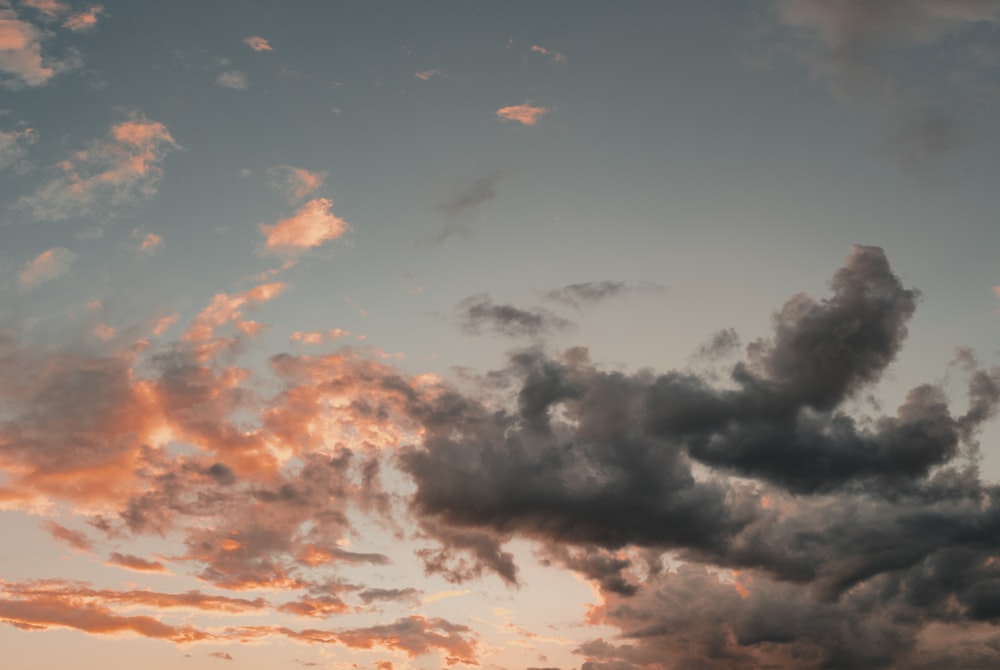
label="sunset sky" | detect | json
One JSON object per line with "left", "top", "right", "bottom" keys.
{"left": 3, "top": 1, "right": 1000, "bottom": 669}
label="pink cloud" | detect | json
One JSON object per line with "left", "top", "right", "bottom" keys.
{"left": 0, "top": 9, "right": 63, "bottom": 87}
{"left": 495, "top": 103, "right": 550, "bottom": 126}
{"left": 106, "top": 552, "right": 170, "bottom": 574}
{"left": 18, "top": 247, "right": 75, "bottom": 289}
{"left": 415, "top": 68, "right": 442, "bottom": 80}
{"left": 260, "top": 198, "right": 350, "bottom": 258}
{"left": 16, "top": 114, "right": 178, "bottom": 221}
{"left": 244, "top": 35, "right": 272, "bottom": 52}
{"left": 133, "top": 230, "right": 163, "bottom": 254}
{"left": 63, "top": 5, "right": 103, "bottom": 32}
{"left": 21, "top": 0, "right": 69, "bottom": 18}
{"left": 268, "top": 165, "right": 327, "bottom": 203}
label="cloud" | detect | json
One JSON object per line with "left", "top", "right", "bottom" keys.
{"left": 131, "top": 229, "right": 163, "bottom": 255}
{"left": 332, "top": 616, "right": 478, "bottom": 665}
{"left": 18, "top": 247, "right": 76, "bottom": 289}
{"left": 268, "top": 165, "right": 327, "bottom": 204}
{"left": 419, "top": 171, "right": 500, "bottom": 245}
{"left": 259, "top": 198, "right": 350, "bottom": 258}
{"left": 0, "top": 124, "right": 37, "bottom": 170}
{"left": 16, "top": 114, "right": 178, "bottom": 222}
{"left": 106, "top": 552, "right": 170, "bottom": 574}
{"left": 415, "top": 68, "right": 442, "bottom": 80}
{"left": 544, "top": 280, "right": 664, "bottom": 309}
{"left": 495, "top": 103, "right": 550, "bottom": 126}
{"left": 63, "top": 5, "right": 103, "bottom": 32}
{"left": 216, "top": 70, "right": 247, "bottom": 89}
{"left": 21, "top": 0, "right": 69, "bottom": 18}
{"left": 208, "top": 652, "right": 233, "bottom": 661}
{"left": 43, "top": 521, "right": 93, "bottom": 552}
{"left": 457, "top": 294, "right": 574, "bottom": 338}
{"left": 530, "top": 44, "right": 567, "bottom": 63}
{"left": 244, "top": 35, "right": 272, "bottom": 52}
{"left": 0, "top": 7, "right": 67, "bottom": 87}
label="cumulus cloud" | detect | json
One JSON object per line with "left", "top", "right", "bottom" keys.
{"left": 18, "top": 246, "right": 75, "bottom": 289}
{"left": 244, "top": 35, "right": 272, "bottom": 52}
{"left": 216, "top": 70, "right": 247, "bottom": 89}
{"left": 16, "top": 114, "right": 178, "bottom": 221}
{"left": 0, "top": 7, "right": 69, "bottom": 87}
{"left": 268, "top": 165, "right": 327, "bottom": 204}
{"left": 259, "top": 198, "right": 350, "bottom": 258}
{"left": 457, "top": 294, "right": 574, "bottom": 339}
{"left": 495, "top": 103, "right": 550, "bottom": 126}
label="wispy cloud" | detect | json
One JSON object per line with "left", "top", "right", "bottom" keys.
{"left": 495, "top": 103, "right": 550, "bottom": 126}
{"left": 63, "top": 5, "right": 103, "bottom": 32}
{"left": 18, "top": 247, "right": 76, "bottom": 289}
{"left": 268, "top": 165, "right": 327, "bottom": 204}
{"left": 457, "top": 294, "right": 574, "bottom": 338}
{"left": 21, "top": 0, "right": 69, "bottom": 18}
{"left": 419, "top": 171, "right": 500, "bottom": 246}
{"left": 544, "top": 280, "right": 664, "bottom": 309}
{"left": 530, "top": 44, "right": 567, "bottom": 64}
{"left": 106, "top": 552, "right": 170, "bottom": 574}
{"left": 216, "top": 70, "right": 248, "bottom": 89}
{"left": 415, "top": 68, "right": 442, "bottom": 80}
{"left": 244, "top": 35, "right": 272, "bottom": 52}
{"left": 16, "top": 114, "right": 178, "bottom": 221}
{"left": 259, "top": 198, "right": 350, "bottom": 258}
{"left": 0, "top": 124, "right": 37, "bottom": 170}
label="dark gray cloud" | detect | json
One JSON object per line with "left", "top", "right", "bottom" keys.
{"left": 544, "top": 281, "right": 664, "bottom": 310}
{"left": 399, "top": 245, "right": 1000, "bottom": 668}
{"left": 457, "top": 294, "right": 574, "bottom": 339}
{"left": 418, "top": 171, "right": 501, "bottom": 246}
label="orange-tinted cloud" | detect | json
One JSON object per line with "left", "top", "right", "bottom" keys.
{"left": 18, "top": 247, "right": 75, "bottom": 289}
{"left": 63, "top": 5, "right": 102, "bottom": 31}
{"left": 530, "top": 45, "right": 567, "bottom": 63}
{"left": 259, "top": 198, "right": 349, "bottom": 258}
{"left": 21, "top": 0, "right": 68, "bottom": 18}
{"left": 334, "top": 616, "right": 478, "bottom": 665}
{"left": 244, "top": 35, "right": 272, "bottom": 52}
{"left": 495, "top": 104, "right": 550, "bottom": 126}
{"left": 43, "top": 521, "right": 93, "bottom": 552}
{"left": 0, "top": 8, "right": 65, "bottom": 87}
{"left": 16, "top": 114, "right": 178, "bottom": 221}
{"left": 106, "top": 552, "right": 170, "bottom": 574}
{"left": 268, "top": 165, "right": 327, "bottom": 204}
{"left": 415, "top": 69, "right": 442, "bottom": 80}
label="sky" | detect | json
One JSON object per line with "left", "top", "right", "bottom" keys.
{"left": 2, "top": 1, "right": 1000, "bottom": 668}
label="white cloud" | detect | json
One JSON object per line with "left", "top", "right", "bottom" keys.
{"left": 216, "top": 70, "right": 247, "bottom": 89}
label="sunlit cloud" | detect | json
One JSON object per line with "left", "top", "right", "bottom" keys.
{"left": 244, "top": 35, "right": 272, "bottom": 52}
{"left": 259, "top": 198, "right": 350, "bottom": 258}
{"left": 63, "top": 5, "right": 103, "bottom": 32}
{"left": 530, "top": 44, "right": 567, "bottom": 63}
{"left": 21, "top": 0, "right": 69, "bottom": 18}
{"left": 16, "top": 114, "right": 178, "bottom": 221}
{"left": 131, "top": 229, "right": 164, "bottom": 255}
{"left": 106, "top": 552, "right": 171, "bottom": 574}
{"left": 495, "top": 103, "right": 550, "bottom": 126}
{"left": 268, "top": 164, "right": 327, "bottom": 204}
{"left": 18, "top": 246, "right": 76, "bottom": 289}
{"left": 0, "top": 7, "right": 68, "bottom": 87}
{"left": 415, "top": 68, "right": 442, "bottom": 80}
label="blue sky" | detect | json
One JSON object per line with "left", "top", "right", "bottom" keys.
{"left": 3, "top": 2, "right": 1000, "bottom": 669}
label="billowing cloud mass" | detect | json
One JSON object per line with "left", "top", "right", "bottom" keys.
{"left": 495, "top": 104, "right": 550, "bottom": 126}
{"left": 244, "top": 35, "right": 272, "bottom": 51}
{"left": 2, "top": 241, "right": 1000, "bottom": 668}
{"left": 16, "top": 115, "right": 178, "bottom": 221}
{"left": 0, "top": 7, "right": 65, "bottom": 87}
{"left": 259, "top": 197, "right": 350, "bottom": 257}
{"left": 18, "top": 246, "right": 76, "bottom": 289}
